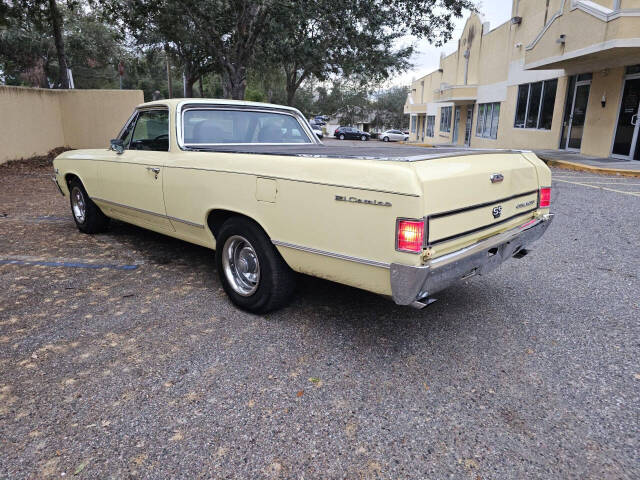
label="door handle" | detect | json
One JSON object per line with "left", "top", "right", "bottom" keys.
{"left": 632, "top": 114, "right": 638, "bottom": 126}
{"left": 146, "top": 167, "right": 160, "bottom": 179}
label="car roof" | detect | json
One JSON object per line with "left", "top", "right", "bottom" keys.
{"left": 137, "top": 98, "right": 302, "bottom": 114}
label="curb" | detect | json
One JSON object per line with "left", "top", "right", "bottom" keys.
{"left": 540, "top": 158, "right": 640, "bottom": 178}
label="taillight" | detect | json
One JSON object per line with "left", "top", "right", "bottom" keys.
{"left": 539, "top": 187, "right": 551, "bottom": 208}
{"left": 396, "top": 219, "right": 424, "bottom": 253}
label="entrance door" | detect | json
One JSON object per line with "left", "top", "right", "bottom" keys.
{"left": 565, "top": 81, "right": 591, "bottom": 150}
{"left": 612, "top": 77, "right": 640, "bottom": 160}
{"left": 452, "top": 107, "right": 460, "bottom": 144}
{"left": 464, "top": 105, "right": 473, "bottom": 146}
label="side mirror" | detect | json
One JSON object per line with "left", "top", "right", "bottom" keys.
{"left": 110, "top": 138, "right": 124, "bottom": 154}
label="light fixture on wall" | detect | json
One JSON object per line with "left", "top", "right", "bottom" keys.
{"left": 601, "top": 94, "right": 607, "bottom": 108}
{"left": 556, "top": 34, "right": 566, "bottom": 45}
{"left": 511, "top": 16, "right": 522, "bottom": 25}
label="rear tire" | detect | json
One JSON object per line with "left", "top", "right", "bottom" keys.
{"left": 68, "top": 178, "right": 110, "bottom": 234}
{"left": 215, "top": 217, "right": 296, "bottom": 313}
{"left": 361, "top": 135, "right": 367, "bottom": 141}
{"left": 383, "top": 136, "right": 389, "bottom": 142}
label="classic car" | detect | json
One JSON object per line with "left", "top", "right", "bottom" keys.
{"left": 52, "top": 99, "right": 553, "bottom": 313}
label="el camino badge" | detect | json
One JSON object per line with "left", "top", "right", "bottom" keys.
{"left": 335, "top": 195, "right": 391, "bottom": 207}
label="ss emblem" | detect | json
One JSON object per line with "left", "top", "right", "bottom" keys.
{"left": 492, "top": 205, "right": 502, "bottom": 219}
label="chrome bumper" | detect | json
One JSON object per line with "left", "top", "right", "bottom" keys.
{"left": 390, "top": 214, "right": 554, "bottom": 306}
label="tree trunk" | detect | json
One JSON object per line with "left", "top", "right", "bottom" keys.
{"left": 199, "top": 76, "right": 205, "bottom": 97}
{"left": 184, "top": 72, "right": 196, "bottom": 97}
{"left": 286, "top": 83, "right": 296, "bottom": 106}
{"left": 224, "top": 64, "right": 246, "bottom": 100}
{"left": 165, "top": 51, "right": 172, "bottom": 98}
{"left": 48, "top": 0, "right": 69, "bottom": 88}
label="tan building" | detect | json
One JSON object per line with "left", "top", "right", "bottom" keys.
{"left": 405, "top": 0, "right": 640, "bottom": 161}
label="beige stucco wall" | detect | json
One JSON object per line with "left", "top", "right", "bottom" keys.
{"left": 0, "top": 86, "right": 143, "bottom": 164}
{"left": 0, "top": 87, "right": 66, "bottom": 164}
{"left": 581, "top": 67, "right": 626, "bottom": 157}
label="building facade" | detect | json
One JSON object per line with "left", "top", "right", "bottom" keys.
{"left": 405, "top": 0, "right": 640, "bottom": 161}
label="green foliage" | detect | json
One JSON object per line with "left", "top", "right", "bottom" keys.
{"left": 244, "top": 86, "right": 266, "bottom": 103}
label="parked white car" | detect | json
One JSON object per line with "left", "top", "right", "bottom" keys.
{"left": 312, "top": 125, "right": 324, "bottom": 139}
{"left": 379, "top": 129, "right": 408, "bottom": 142}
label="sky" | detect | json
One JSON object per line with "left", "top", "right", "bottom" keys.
{"left": 390, "top": 0, "right": 513, "bottom": 86}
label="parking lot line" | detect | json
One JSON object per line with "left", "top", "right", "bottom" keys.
{"left": 553, "top": 178, "right": 640, "bottom": 197}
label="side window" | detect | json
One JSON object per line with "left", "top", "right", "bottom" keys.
{"left": 119, "top": 113, "right": 137, "bottom": 148}
{"left": 129, "top": 109, "right": 169, "bottom": 151}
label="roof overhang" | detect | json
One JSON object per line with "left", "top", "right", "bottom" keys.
{"left": 524, "top": 38, "right": 640, "bottom": 73}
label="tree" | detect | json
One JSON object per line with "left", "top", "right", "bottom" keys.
{"left": 103, "top": 0, "right": 217, "bottom": 97}
{"left": 372, "top": 86, "right": 410, "bottom": 130}
{"left": 264, "top": 0, "right": 474, "bottom": 105}
{"left": 1, "top": 0, "right": 74, "bottom": 87}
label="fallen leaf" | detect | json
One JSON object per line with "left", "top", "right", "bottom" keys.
{"left": 526, "top": 348, "right": 534, "bottom": 355}
{"left": 296, "top": 390, "right": 304, "bottom": 397}
{"left": 423, "top": 382, "right": 429, "bottom": 391}
{"left": 74, "top": 461, "right": 87, "bottom": 475}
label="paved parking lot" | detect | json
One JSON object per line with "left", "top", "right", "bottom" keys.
{"left": 1, "top": 160, "right": 638, "bottom": 479}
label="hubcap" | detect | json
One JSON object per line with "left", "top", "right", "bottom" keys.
{"left": 71, "top": 187, "right": 86, "bottom": 223}
{"left": 222, "top": 235, "right": 260, "bottom": 296}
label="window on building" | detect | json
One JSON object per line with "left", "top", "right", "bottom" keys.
{"left": 440, "top": 106, "right": 452, "bottom": 132}
{"left": 476, "top": 103, "right": 500, "bottom": 139}
{"left": 410, "top": 116, "right": 417, "bottom": 133}
{"left": 426, "top": 116, "right": 435, "bottom": 137}
{"left": 514, "top": 79, "right": 558, "bottom": 130}
{"left": 626, "top": 65, "right": 640, "bottom": 75}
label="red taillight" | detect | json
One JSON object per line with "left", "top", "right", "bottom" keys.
{"left": 396, "top": 219, "right": 424, "bottom": 253}
{"left": 539, "top": 187, "right": 551, "bottom": 208}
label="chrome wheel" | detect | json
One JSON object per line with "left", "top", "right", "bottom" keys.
{"left": 71, "top": 186, "right": 86, "bottom": 223}
{"left": 222, "top": 235, "right": 260, "bottom": 296}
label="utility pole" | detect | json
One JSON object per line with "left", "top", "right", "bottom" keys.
{"left": 166, "top": 51, "right": 172, "bottom": 99}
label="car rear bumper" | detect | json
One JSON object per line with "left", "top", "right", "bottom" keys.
{"left": 390, "top": 213, "right": 553, "bottom": 306}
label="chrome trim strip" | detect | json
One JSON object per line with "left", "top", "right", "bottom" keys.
{"left": 91, "top": 197, "right": 205, "bottom": 229}
{"left": 428, "top": 189, "right": 538, "bottom": 219}
{"left": 271, "top": 240, "right": 390, "bottom": 269}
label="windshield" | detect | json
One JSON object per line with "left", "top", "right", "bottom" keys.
{"left": 182, "top": 109, "right": 312, "bottom": 145}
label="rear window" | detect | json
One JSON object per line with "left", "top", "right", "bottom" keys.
{"left": 182, "top": 109, "right": 311, "bottom": 145}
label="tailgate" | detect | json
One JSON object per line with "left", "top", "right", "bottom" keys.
{"left": 411, "top": 153, "right": 540, "bottom": 247}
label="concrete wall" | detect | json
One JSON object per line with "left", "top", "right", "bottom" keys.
{"left": 0, "top": 86, "right": 143, "bottom": 164}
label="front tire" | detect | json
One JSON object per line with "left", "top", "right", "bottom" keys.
{"left": 383, "top": 136, "right": 389, "bottom": 142}
{"left": 215, "top": 217, "right": 296, "bottom": 313}
{"left": 339, "top": 134, "right": 345, "bottom": 140}
{"left": 68, "top": 178, "right": 110, "bottom": 234}
{"left": 361, "top": 135, "right": 367, "bottom": 141}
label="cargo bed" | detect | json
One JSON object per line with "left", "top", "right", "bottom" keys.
{"left": 184, "top": 144, "right": 522, "bottom": 162}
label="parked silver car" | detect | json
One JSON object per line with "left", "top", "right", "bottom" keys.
{"left": 379, "top": 129, "right": 408, "bottom": 142}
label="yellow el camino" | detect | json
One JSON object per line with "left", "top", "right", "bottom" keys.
{"left": 52, "top": 99, "right": 553, "bottom": 313}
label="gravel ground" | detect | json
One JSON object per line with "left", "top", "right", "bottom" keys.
{"left": 0, "top": 160, "right": 638, "bottom": 479}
